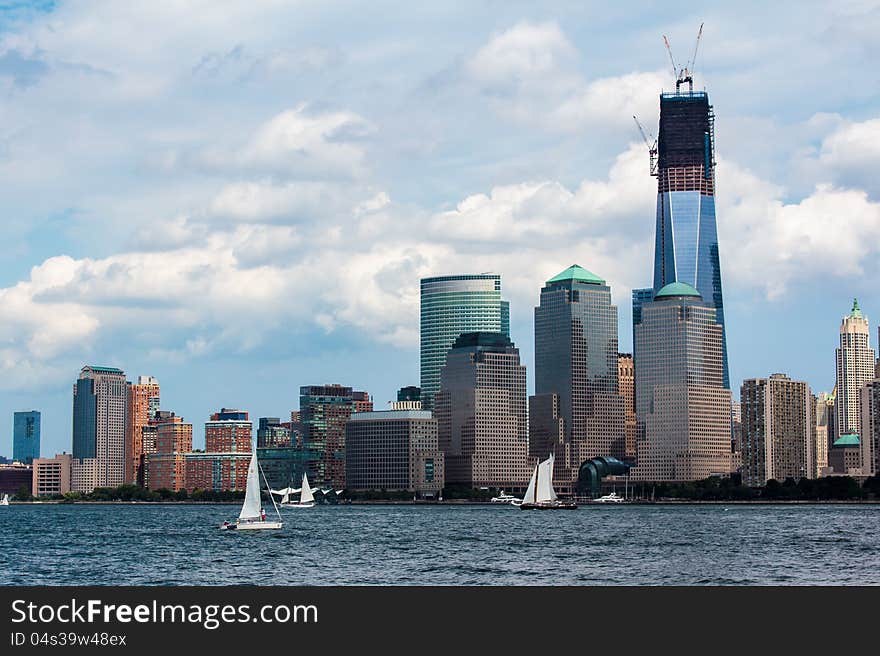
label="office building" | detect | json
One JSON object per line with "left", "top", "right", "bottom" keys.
{"left": 632, "top": 283, "right": 731, "bottom": 482}
{"left": 72, "top": 366, "right": 127, "bottom": 493}
{"left": 31, "top": 453, "right": 72, "bottom": 497}
{"left": 529, "top": 265, "right": 627, "bottom": 490}
{"left": 835, "top": 299, "right": 874, "bottom": 437}
{"left": 420, "top": 274, "right": 510, "bottom": 410}
{"left": 0, "top": 463, "right": 32, "bottom": 496}
{"left": 740, "top": 374, "right": 814, "bottom": 487}
{"left": 828, "top": 433, "right": 864, "bottom": 476}
{"left": 391, "top": 386, "right": 422, "bottom": 410}
{"left": 12, "top": 410, "right": 40, "bottom": 464}
{"left": 618, "top": 354, "right": 636, "bottom": 460}
{"left": 126, "top": 375, "right": 160, "bottom": 484}
{"left": 650, "top": 87, "right": 730, "bottom": 387}
{"left": 815, "top": 392, "right": 835, "bottom": 476}
{"left": 257, "top": 417, "right": 292, "bottom": 448}
{"left": 435, "top": 332, "right": 529, "bottom": 490}
{"left": 345, "top": 410, "right": 445, "bottom": 497}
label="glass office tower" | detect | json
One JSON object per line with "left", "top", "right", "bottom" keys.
{"left": 652, "top": 90, "right": 729, "bottom": 388}
{"left": 12, "top": 410, "right": 41, "bottom": 464}
{"left": 420, "top": 274, "right": 510, "bottom": 411}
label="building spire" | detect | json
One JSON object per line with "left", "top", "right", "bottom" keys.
{"left": 851, "top": 297, "right": 863, "bottom": 319}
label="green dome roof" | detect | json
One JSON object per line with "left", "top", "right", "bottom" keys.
{"left": 655, "top": 282, "right": 702, "bottom": 299}
{"left": 547, "top": 264, "right": 605, "bottom": 285}
{"left": 850, "top": 298, "right": 863, "bottom": 319}
{"left": 832, "top": 432, "right": 860, "bottom": 447}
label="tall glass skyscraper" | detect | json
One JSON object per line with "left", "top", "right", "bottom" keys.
{"left": 420, "top": 274, "right": 510, "bottom": 411}
{"left": 72, "top": 366, "right": 128, "bottom": 492}
{"left": 12, "top": 410, "right": 40, "bottom": 464}
{"left": 651, "top": 90, "right": 729, "bottom": 388}
{"left": 530, "top": 265, "right": 626, "bottom": 491}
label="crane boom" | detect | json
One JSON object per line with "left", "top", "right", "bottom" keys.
{"left": 662, "top": 35, "right": 677, "bottom": 80}
{"left": 690, "top": 23, "right": 704, "bottom": 77}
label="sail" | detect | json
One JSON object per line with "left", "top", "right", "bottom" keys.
{"left": 537, "top": 453, "right": 557, "bottom": 502}
{"left": 300, "top": 473, "right": 315, "bottom": 504}
{"left": 522, "top": 463, "right": 538, "bottom": 504}
{"left": 239, "top": 446, "right": 263, "bottom": 520}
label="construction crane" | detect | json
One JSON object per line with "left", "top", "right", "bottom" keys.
{"left": 662, "top": 22, "right": 704, "bottom": 93}
{"left": 633, "top": 115, "right": 658, "bottom": 177}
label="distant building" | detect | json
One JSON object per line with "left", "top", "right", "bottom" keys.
{"left": 257, "top": 417, "right": 292, "bottom": 448}
{"left": 815, "top": 392, "right": 836, "bottom": 476}
{"left": 257, "top": 446, "right": 320, "bottom": 492}
{"left": 185, "top": 452, "right": 251, "bottom": 492}
{"left": 13, "top": 410, "right": 41, "bottom": 465}
{"left": 0, "top": 463, "right": 32, "bottom": 496}
{"left": 740, "top": 374, "right": 814, "bottom": 487}
{"left": 828, "top": 432, "right": 864, "bottom": 477}
{"left": 391, "top": 386, "right": 422, "bottom": 410}
{"left": 32, "top": 453, "right": 72, "bottom": 497}
{"left": 126, "top": 375, "right": 160, "bottom": 484}
{"left": 205, "top": 409, "right": 252, "bottom": 453}
{"left": 618, "top": 354, "right": 636, "bottom": 461}
{"left": 72, "top": 366, "right": 127, "bottom": 493}
{"left": 529, "top": 265, "right": 626, "bottom": 492}
{"left": 420, "top": 274, "right": 510, "bottom": 410}
{"left": 144, "top": 414, "right": 192, "bottom": 492}
{"left": 835, "top": 299, "right": 874, "bottom": 438}
{"left": 858, "top": 380, "right": 880, "bottom": 478}
{"left": 352, "top": 391, "right": 373, "bottom": 413}
{"left": 435, "top": 332, "right": 529, "bottom": 491}
{"left": 345, "top": 410, "right": 444, "bottom": 497}
{"left": 632, "top": 283, "right": 731, "bottom": 482}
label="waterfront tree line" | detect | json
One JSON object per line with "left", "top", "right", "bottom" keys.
{"left": 10, "top": 475, "right": 880, "bottom": 502}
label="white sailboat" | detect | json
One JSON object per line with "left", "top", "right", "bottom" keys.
{"left": 517, "top": 453, "right": 577, "bottom": 510}
{"left": 281, "top": 473, "right": 315, "bottom": 509}
{"left": 0, "top": 493, "right": 9, "bottom": 506}
{"left": 220, "top": 444, "right": 282, "bottom": 531}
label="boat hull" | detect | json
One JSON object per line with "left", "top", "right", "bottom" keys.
{"left": 281, "top": 502, "right": 315, "bottom": 509}
{"left": 518, "top": 502, "right": 578, "bottom": 510}
{"left": 221, "top": 521, "right": 283, "bottom": 531}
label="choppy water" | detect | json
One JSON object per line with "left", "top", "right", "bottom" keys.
{"left": 2, "top": 504, "right": 879, "bottom": 585}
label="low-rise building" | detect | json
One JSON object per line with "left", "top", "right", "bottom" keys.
{"left": 32, "top": 453, "right": 72, "bottom": 497}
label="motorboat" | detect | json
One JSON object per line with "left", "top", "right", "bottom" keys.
{"left": 491, "top": 490, "right": 521, "bottom": 504}
{"left": 594, "top": 492, "right": 625, "bottom": 503}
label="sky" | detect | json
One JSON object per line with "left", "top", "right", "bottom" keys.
{"left": 2, "top": 0, "right": 880, "bottom": 456}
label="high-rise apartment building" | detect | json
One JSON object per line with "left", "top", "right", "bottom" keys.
{"left": 300, "top": 384, "right": 369, "bottom": 488}
{"left": 858, "top": 380, "right": 880, "bottom": 478}
{"left": 740, "top": 374, "right": 814, "bottom": 487}
{"left": 529, "top": 265, "right": 626, "bottom": 490}
{"left": 13, "top": 410, "right": 40, "bottom": 464}
{"left": 257, "top": 417, "right": 292, "bottom": 448}
{"left": 835, "top": 299, "right": 874, "bottom": 438}
{"left": 435, "top": 332, "right": 529, "bottom": 490}
{"left": 144, "top": 413, "right": 192, "bottom": 492}
{"left": 345, "top": 410, "right": 445, "bottom": 497}
{"left": 632, "top": 283, "right": 730, "bottom": 482}
{"left": 126, "top": 375, "right": 160, "bottom": 484}
{"left": 420, "top": 274, "right": 510, "bottom": 410}
{"left": 72, "top": 366, "right": 127, "bottom": 492}
{"left": 651, "top": 88, "right": 729, "bottom": 388}
{"left": 205, "top": 409, "right": 252, "bottom": 452}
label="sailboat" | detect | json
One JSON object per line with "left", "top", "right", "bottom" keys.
{"left": 0, "top": 493, "right": 9, "bottom": 506}
{"left": 220, "top": 444, "right": 282, "bottom": 531}
{"left": 517, "top": 453, "right": 577, "bottom": 510}
{"left": 282, "top": 473, "right": 316, "bottom": 509}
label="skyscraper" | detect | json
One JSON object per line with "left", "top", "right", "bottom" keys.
{"left": 420, "top": 274, "right": 510, "bottom": 411}
{"left": 618, "top": 354, "right": 636, "bottom": 461}
{"left": 12, "top": 410, "right": 40, "bottom": 464}
{"left": 72, "top": 366, "right": 127, "bottom": 493}
{"left": 435, "top": 332, "right": 529, "bottom": 490}
{"left": 740, "top": 374, "right": 814, "bottom": 487}
{"left": 835, "top": 299, "right": 874, "bottom": 438}
{"left": 126, "top": 375, "right": 160, "bottom": 484}
{"left": 858, "top": 380, "right": 880, "bottom": 478}
{"left": 650, "top": 88, "right": 729, "bottom": 388}
{"left": 632, "top": 283, "right": 730, "bottom": 482}
{"left": 529, "top": 264, "right": 626, "bottom": 490}
{"left": 815, "top": 391, "right": 836, "bottom": 476}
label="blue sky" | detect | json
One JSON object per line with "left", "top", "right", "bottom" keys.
{"left": 2, "top": 1, "right": 880, "bottom": 456}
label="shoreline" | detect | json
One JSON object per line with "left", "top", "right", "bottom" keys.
{"left": 4, "top": 499, "right": 880, "bottom": 506}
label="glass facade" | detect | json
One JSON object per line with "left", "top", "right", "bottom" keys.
{"left": 420, "top": 275, "right": 510, "bottom": 411}
{"left": 12, "top": 410, "right": 40, "bottom": 464}
{"left": 652, "top": 91, "right": 729, "bottom": 388}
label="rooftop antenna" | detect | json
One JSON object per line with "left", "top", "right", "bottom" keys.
{"left": 633, "top": 115, "right": 658, "bottom": 177}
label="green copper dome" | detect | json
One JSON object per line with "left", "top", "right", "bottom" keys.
{"left": 547, "top": 264, "right": 605, "bottom": 285}
{"left": 832, "top": 432, "right": 860, "bottom": 447}
{"left": 654, "top": 282, "right": 702, "bottom": 299}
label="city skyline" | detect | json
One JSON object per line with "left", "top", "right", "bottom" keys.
{"left": 2, "top": 3, "right": 880, "bottom": 458}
